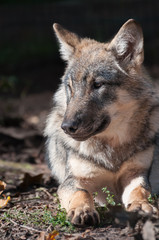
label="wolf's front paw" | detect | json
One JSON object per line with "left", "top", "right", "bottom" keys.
{"left": 67, "top": 190, "right": 100, "bottom": 226}
{"left": 126, "top": 200, "right": 158, "bottom": 214}
{"left": 68, "top": 205, "right": 100, "bottom": 226}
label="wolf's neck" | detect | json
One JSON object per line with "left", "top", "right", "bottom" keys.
{"left": 85, "top": 98, "right": 154, "bottom": 170}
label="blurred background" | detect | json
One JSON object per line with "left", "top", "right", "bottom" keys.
{"left": 0, "top": 0, "right": 159, "bottom": 165}
{"left": 0, "top": 0, "right": 159, "bottom": 96}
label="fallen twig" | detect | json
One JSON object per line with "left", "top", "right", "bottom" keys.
{"left": 9, "top": 218, "right": 43, "bottom": 233}
{"left": 11, "top": 197, "right": 40, "bottom": 204}
{"left": 36, "top": 187, "right": 54, "bottom": 200}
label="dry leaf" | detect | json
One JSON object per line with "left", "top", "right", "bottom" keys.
{"left": 0, "top": 196, "right": 11, "bottom": 208}
{"left": 45, "top": 230, "right": 59, "bottom": 240}
{"left": 18, "top": 173, "right": 43, "bottom": 190}
{"left": 0, "top": 180, "right": 6, "bottom": 194}
{"left": 37, "top": 231, "right": 59, "bottom": 240}
{"left": 0, "top": 181, "right": 10, "bottom": 208}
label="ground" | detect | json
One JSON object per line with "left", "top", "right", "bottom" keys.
{"left": 0, "top": 92, "right": 159, "bottom": 240}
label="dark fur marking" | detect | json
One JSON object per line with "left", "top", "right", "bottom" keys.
{"left": 59, "top": 175, "right": 77, "bottom": 191}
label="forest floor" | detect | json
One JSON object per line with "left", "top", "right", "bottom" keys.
{"left": 0, "top": 91, "right": 159, "bottom": 240}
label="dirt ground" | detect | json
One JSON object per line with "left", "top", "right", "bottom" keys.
{"left": 0, "top": 92, "right": 159, "bottom": 240}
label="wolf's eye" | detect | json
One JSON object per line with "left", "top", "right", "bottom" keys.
{"left": 93, "top": 81, "right": 104, "bottom": 89}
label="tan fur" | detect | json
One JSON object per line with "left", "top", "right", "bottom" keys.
{"left": 128, "top": 186, "right": 150, "bottom": 204}
{"left": 68, "top": 190, "right": 94, "bottom": 210}
{"left": 97, "top": 89, "right": 139, "bottom": 146}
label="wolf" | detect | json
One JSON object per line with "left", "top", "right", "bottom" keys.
{"left": 44, "top": 19, "right": 159, "bottom": 226}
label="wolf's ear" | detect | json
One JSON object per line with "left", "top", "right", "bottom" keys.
{"left": 53, "top": 23, "right": 80, "bottom": 61}
{"left": 108, "top": 19, "right": 144, "bottom": 66}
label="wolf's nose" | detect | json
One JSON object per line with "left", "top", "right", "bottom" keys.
{"left": 61, "top": 120, "right": 78, "bottom": 134}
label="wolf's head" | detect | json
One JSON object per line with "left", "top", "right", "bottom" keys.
{"left": 53, "top": 20, "right": 150, "bottom": 142}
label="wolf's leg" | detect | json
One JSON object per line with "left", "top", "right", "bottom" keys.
{"left": 58, "top": 176, "right": 100, "bottom": 226}
{"left": 116, "top": 164, "right": 158, "bottom": 214}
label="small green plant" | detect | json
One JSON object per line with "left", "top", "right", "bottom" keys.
{"left": 148, "top": 193, "right": 158, "bottom": 204}
{"left": 94, "top": 187, "right": 122, "bottom": 226}
{"left": 102, "top": 187, "right": 116, "bottom": 208}
{"left": 49, "top": 204, "right": 75, "bottom": 232}
{"left": 148, "top": 194, "right": 153, "bottom": 204}
{"left": 94, "top": 187, "right": 116, "bottom": 226}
